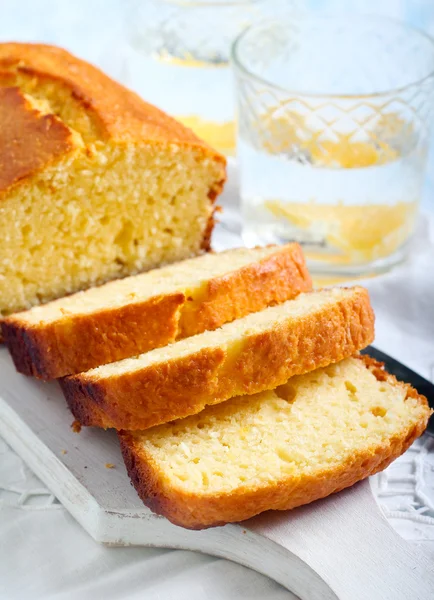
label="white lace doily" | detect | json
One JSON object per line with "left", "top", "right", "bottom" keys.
{"left": 372, "top": 436, "right": 434, "bottom": 543}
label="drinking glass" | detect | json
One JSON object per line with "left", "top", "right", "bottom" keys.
{"left": 232, "top": 15, "right": 434, "bottom": 275}
{"left": 126, "top": 0, "right": 295, "bottom": 155}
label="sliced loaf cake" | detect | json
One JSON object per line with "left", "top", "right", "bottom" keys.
{"left": 119, "top": 356, "right": 431, "bottom": 529}
{"left": 3, "top": 243, "right": 311, "bottom": 379}
{"left": 61, "top": 286, "right": 374, "bottom": 430}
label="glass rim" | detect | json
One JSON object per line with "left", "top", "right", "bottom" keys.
{"left": 160, "top": 0, "right": 262, "bottom": 7}
{"left": 231, "top": 13, "right": 434, "bottom": 99}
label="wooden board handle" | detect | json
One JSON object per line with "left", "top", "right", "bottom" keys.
{"left": 247, "top": 480, "right": 434, "bottom": 600}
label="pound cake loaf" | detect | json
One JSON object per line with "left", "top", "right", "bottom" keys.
{"left": 0, "top": 43, "right": 226, "bottom": 323}
{"left": 119, "top": 356, "right": 431, "bottom": 529}
{"left": 2, "top": 243, "right": 311, "bottom": 379}
{"left": 61, "top": 286, "right": 374, "bottom": 430}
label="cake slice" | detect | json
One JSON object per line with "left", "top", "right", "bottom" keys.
{"left": 0, "top": 43, "right": 225, "bottom": 325}
{"left": 119, "top": 356, "right": 431, "bottom": 529}
{"left": 3, "top": 243, "right": 311, "bottom": 379}
{"left": 61, "top": 286, "right": 374, "bottom": 430}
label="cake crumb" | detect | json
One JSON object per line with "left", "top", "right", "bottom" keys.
{"left": 105, "top": 463, "right": 115, "bottom": 469}
{"left": 71, "top": 420, "right": 82, "bottom": 433}
{"left": 61, "top": 449, "right": 67, "bottom": 455}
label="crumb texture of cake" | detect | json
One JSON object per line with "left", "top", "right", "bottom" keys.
{"left": 2, "top": 243, "right": 311, "bottom": 379}
{"left": 119, "top": 356, "right": 431, "bottom": 529}
{"left": 0, "top": 42, "right": 226, "bottom": 320}
{"left": 61, "top": 286, "right": 375, "bottom": 430}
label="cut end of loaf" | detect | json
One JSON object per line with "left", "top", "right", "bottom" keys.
{"left": 119, "top": 356, "right": 430, "bottom": 529}
{"left": 0, "top": 42, "right": 226, "bottom": 320}
{"left": 0, "top": 139, "right": 224, "bottom": 319}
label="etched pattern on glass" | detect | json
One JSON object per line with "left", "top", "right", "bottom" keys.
{"left": 233, "top": 17, "right": 434, "bottom": 272}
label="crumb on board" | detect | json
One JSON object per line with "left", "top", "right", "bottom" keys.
{"left": 105, "top": 463, "right": 115, "bottom": 469}
{"left": 61, "top": 449, "right": 67, "bottom": 455}
{"left": 242, "top": 530, "right": 247, "bottom": 535}
{"left": 71, "top": 420, "right": 82, "bottom": 433}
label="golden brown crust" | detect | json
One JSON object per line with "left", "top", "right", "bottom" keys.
{"left": 178, "top": 243, "right": 312, "bottom": 338}
{"left": 3, "top": 243, "right": 312, "bottom": 379}
{"left": 119, "top": 356, "right": 431, "bottom": 529}
{"left": 0, "top": 43, "right": 226, "bottom": 157}
{"left": 61, "top": 287, "right": 375, "bottom": 430}
{"left": 0, "top": 87, "right": 78, "bottom": 192}
{"left": 1, "top": 293, "right": 185, "bottom": 380}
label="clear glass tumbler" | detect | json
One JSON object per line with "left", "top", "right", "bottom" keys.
{"left": 232, "top": 15, "right": 434, "bottom": 275}
{"left": 126, "top": 0, "right": 294, "bottom": 155}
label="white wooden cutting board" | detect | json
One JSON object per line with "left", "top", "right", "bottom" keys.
{"left": 0, "top": 346, "right": 433, "bottom": 600}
